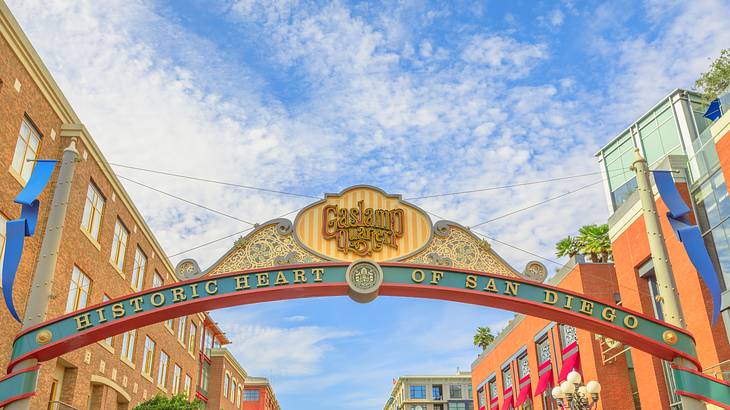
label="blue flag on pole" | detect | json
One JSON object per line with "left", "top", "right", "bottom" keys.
{"left": 1, "top": 160, "right": 56, "bottom": 322}
{"left": 653, "top": 170, "right": 722, "bottom": 324}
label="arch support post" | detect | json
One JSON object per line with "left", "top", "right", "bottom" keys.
{"left": 632, "top": 149, "right": 705, "bottom": 409}
{"left": 5, "top": 140, "right": 79, "bottom": 410}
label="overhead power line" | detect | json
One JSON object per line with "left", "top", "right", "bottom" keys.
{"left": 110, "top": 162, "right": 319, "bottom": 199}
{"left": 117, "top": 175, "right": 257, "bottom": 226}
{"left": 470, "top": 181, "right": 602, "bottom": 229}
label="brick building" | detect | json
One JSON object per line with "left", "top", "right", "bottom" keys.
{"left": 204, "top": 348, "right": 247, "bottom": 410}
{"left": 243, "top": 377, "right": 281, "bottom": 410}
{"left": 0, "top": 2, "right": 279, "bottom": 409}
{"left": 471, "top": 89, "right": 730, "bottom": 410}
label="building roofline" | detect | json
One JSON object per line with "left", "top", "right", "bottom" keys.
{"left": 594, "top": 88, "right": 704, "bottom": 157}
{"left": 209, "top": 348, "right": 247, "bottom": 378}
{"left": 0, "top": 1, "right": 180, "bottom": 280}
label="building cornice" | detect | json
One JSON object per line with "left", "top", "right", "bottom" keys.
{"left": 209, "top": 348, "right": 247, "bottom": 379}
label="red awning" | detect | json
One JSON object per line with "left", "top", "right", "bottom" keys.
{"left": 515, "top": 375, "right": 532, "bottom": 406}
{"left": 502, "top": 387, "right": 514, "bottom": 410}
{"left": 533, "top": 360, "right": 553, "bottom": 397}
{"left": 489, "top": 396, "right": 500, "bottom": 410}
{"left": 558, "top": 343, "right": 581, "bottom": 382}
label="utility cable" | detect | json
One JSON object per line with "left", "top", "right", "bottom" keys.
{"left": 470, "top": 181, "right": 602, "bottom": 229}
{"left": 117, "top": 175, "right": 257, "bottom": 226}
{"left": 110, "top": 162, "right": 319, "bottom": 199}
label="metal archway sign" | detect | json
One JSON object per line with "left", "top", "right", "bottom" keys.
{"left": 1, "top": 185, "right": 729, "bottom": 408}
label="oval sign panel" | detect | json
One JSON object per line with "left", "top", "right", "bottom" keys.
{"left": 293, "top": 186, "right": 433, "bottom": 262}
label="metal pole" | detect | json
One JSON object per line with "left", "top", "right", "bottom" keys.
{"left": 631, "top": 148, "right": 705, "bottom": 410}
{"left": 5, "top": 140, "right": 79, "bottom": 410}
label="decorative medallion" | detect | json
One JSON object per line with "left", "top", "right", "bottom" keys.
{"left": 345, "top": 259, "right": 384, "bottom": 303}
{"left": 175, "top": 258, "right": 202, "bottom": 280}
{"left": 663, "top": 330, "right": 678, "bottom": 345}
{"left": 36, "top": 330, "right": 52, "bottom": 345}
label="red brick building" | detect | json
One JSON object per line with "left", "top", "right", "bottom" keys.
{"left": 471, "top": 89, "right": 730, "bottom": 409}
{"left": 0, "top": 2, "right": 279, "bottom": 409}
{"left": 243, "top": 377, "right": 282, "bottom": 410}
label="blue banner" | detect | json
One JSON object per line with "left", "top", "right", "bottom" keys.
{"left": 653, "top": 170, "right": 722, "bottom": 324}
{"left": 1, "top": 160, "right": 56, "bottom": 322}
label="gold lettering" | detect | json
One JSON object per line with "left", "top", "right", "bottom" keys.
{"left": 312, "top": 268, "right": 325, "bottom": 282}
{"left": 484, "top": 279, "right": 498, "bottom": 292}
{"left": 172, "top": 287, "right": 187, "bottom": 302}
{"left": 579, "top": 300, "right": 594, "bottom": 315}
{"left": 206, "top": 280, "right": 218, "bottom": 295}
{"left": 275, "top": 271, "right": 289, "bottom": 286}
{"left": 563, "top": 295, "right": 574, "bottom": 310}
{"left": 129, "top": 297, "right": 144, "bottom": 312}
{"left": 411, "top": 269, "right": 425, "bottom": 283}
{"left": 624, "top": 315, "right": 638, "bottom": 329}
{"left": 96, "top": 308, "right": 107, "bottom": 324}
{"left": 112, "top": 303, "right": 125, "bottom": 318}
{"left": 256, "top": 273, "right": 270, "bottom": 287}
{"left": 235, "top": 275, "right": 250, "bottom": 290}
{"left": 190, "top": 283, "right": 200, "bottom": 298}
{"left": 602, "top": 307, "right": 616, "bottom": 322}
{"left": 465, "top": 275, "right": 478, "bottom": 289}
{"left": 430, "top": 271, "right": 443, "bottom": 285}
{"left": 75, "top": 313, "right": 93, "bottom": 330}
{"left": 151, "top": 292, "right": 165, "bottom": 307}
{"left": 543, "top": 290, "right": 558, "bottom": 305}
{"left": 504, "top": 281, "right": 520, "bottom": 296}
{"left": 293, "top": 270, "right": 307, "bottom": 284}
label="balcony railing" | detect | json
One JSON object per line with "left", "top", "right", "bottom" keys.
{"left": 48, "top": 401, "right": 79, "bottom": 410}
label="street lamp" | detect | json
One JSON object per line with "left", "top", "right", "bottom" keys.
{"left": 551, "top": 371, "right": 601, "bottom": 409}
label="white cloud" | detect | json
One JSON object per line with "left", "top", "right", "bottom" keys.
{"left": 461, "top": 35, "right": 548, "bottom": 77}
{"left": 223, "top": 323, "right": 355, "bottom": 376}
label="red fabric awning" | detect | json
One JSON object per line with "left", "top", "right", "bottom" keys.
{"left": 533, "top": 360, "right": 554, "bottom": 397}
{"left": 515, "top": 375, "right": 532, "bottom": 406}
{"left": 502, "top": 386, "right": 514, "bottom": 410}
{"left": 558, "top": 342, "right": 581, "bottom": 382}
{"left": 489, "top": 395, "right": 500, "bottom": 410}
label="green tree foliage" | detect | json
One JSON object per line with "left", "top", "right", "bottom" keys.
{"left": 695, "top": 49, "right": 730, "bottom": 100}
{"left": 555, "top": 224, "right": 612, "bottom": 263}
{"left": 473, "top": 326, "right": 495, "bottom": 350}
{"left": 133, "top": 395, "right": 202, "bottom": 410}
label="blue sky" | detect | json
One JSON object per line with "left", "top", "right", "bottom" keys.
{"left": 7, "top": 0, "right": 730, "bottom": 409}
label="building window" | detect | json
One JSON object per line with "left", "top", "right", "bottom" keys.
{"left": 141, "top": 336, "right": 155, "bottom": 376}
{"left": 694, "top": 169, "right": 730, "bottom": 288}
{"left": 602, "top": 131, "right": 638, "bottom": 209}
{"left": 488, "top": 378, "right": 498, "bottom": 404}
{"left": 449, "top": 384, "right": 463, "bottom": 399}
{"left": 109, "top": 220, "right": 128, "bottom": 272}
{"left": 177, "top": 317, "right": 186, "bottom": 345}
{"left": 81, "top": 183, "right": 105, "bottom": 241}
{"left": 559, "top": 325, "right": 578, "bottom": 348}
{"left": 171, "top": 364, "right": 181, "bottom": 394}
{"left": 131, "top": 247, "right": 147, "bottom": 291}
{"left": 477, "top": 386, "right": 485, "bottom": 408}
{"left": 157, "top": 350, "right": 169, "bottom": 387}
{"left": 411, "top": 406, "right": 427, "bottom": 410}
{"left": 65, "top": 266, "right": 91, "bottom": 313}
{"left": 101, "top": 295, "right": 113, "bottom": 346}
{"left": 224, "top": 373, "right": 230, "bottom": 398}
{"left": 204, "top": 330, "right": 213, "bottom": 355}
{"left": 237, "top": 387, "right": 242, "bottom": 407}
{"left": 409, "top": 385, "right": 426, "bottom": 399}
{"left": 152, "top": 271, "right": 163, "bottom": 288}
{"left": 120, "top": 330, "right": 136, "bottom": 362}
{"left": 188, "top": 322, "right": 197, "bottom": 354}
{"left": 244, "top": 390, "right": 260, "bottom": 401}
{"left": 0, "top": 213, "right": 7, "bottom": 275}
{"left": 502, "top": 367, "right": 513, "bottom": 390}
{"left": 638, "top": 101, "right": 682, "bottom": 167}
{"left": 434, "top": 406, "right": 443, "bottom": 410}
{"left": 200, "top": 361, "right": 210, "bottom": 395}
{"left": 165, "top": 318, "right": 174, "bottom": 331}
{"left": 432, "top": 384, "right": 443, "bottom": 400}
{"left": 231, "top": 379, "right": 237, "bottom": 402}
{"left": 447, "top": 404, "right": 466, "bottom": 410}
{"left": 517, "top": 353, "right": 533, "bottom": 409}
{"left": 11, "top": 117, "right": 41, "bottom": 183}
{"left": 183, "top": 374, "right": 192, "bottom": 397}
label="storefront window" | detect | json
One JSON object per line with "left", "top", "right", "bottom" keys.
{"left": 693, "top": 169, "right": 730, "bottom": 289}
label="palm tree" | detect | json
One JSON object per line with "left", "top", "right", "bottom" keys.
{"left": 555, "top": 236, "right": 580, "bottom": 259}
{"left": 473, "top": 327, "right": 495, "bottom": 350}
{"left": 577, "top": 224, "right": 612, "bottom": 263}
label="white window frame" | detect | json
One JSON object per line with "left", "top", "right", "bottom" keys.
{"left": 157, "top": 350, "right": 169, "bottom": 388}
{"left": 172, "top": 364, "right": 182, "bottom": 394}
{"left": 10, "top": 117, "right": 41, "bottom": 183}
{"left": 131, "top": 247, "right": 147, "bottom": 291}
{"left": 177, "top": 316, "right": 187, "bottom": 345}
{"left": 65, "top": 266, "right": 91, "bottom": 313}
{"left": 81, "top": 182, "right": 105, "bottom": 241}
{"left": 187, "top": 322, "right": 197, "bottom": 354}
{"left": 120, "top": 330, "right": 136, "bottom": 363}
{"left": 141, "top": 336, "right": 155, "bottom": 376}
{"left": 110, "top": 220, "right": 128, "bottom": 272}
